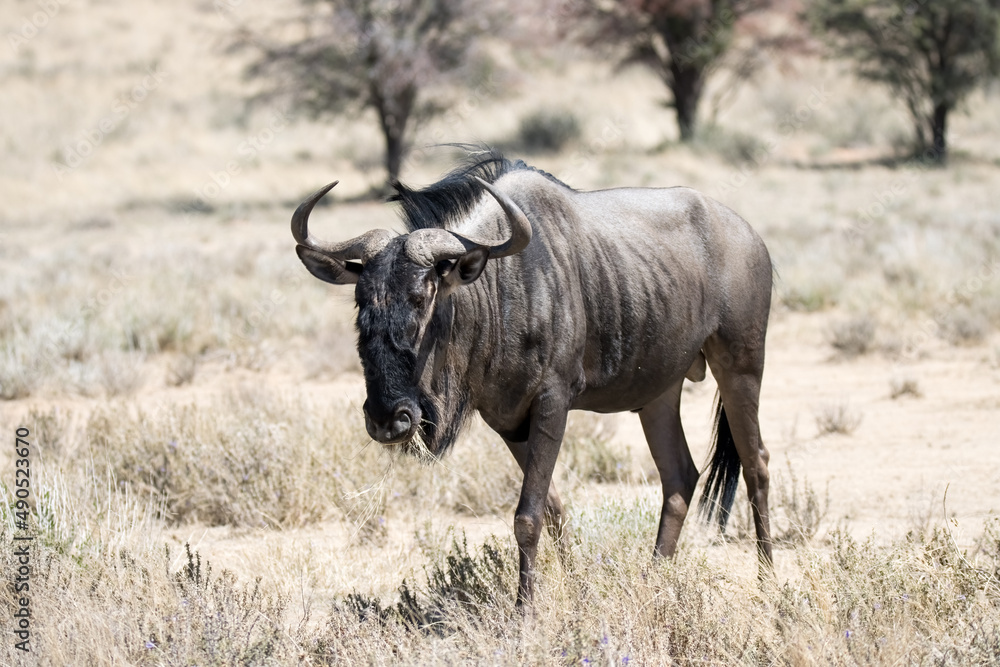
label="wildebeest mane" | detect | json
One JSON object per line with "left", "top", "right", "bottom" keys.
{"left": 390, "top": 147, "right": 571, "bottom": 233}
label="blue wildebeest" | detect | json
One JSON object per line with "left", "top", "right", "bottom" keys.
{"left": 292, "top": 151, "right": 772, "bottom": 606}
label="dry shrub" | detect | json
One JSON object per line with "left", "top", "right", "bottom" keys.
{"left": 0, "top": 243, "right": 353, "bottom": 395}
{"left": 517, "top": 109, "right": 582, "bottom": 153}
{"left": 0, "top": 535, "right": 287, "bottom": 666}
{"left": 68, "top": 390, "right": 520, "bottom": 531}
{"left": 165, "top": 353, "right": 198, "bottom": 387}
{"left": 560, "top": 412, "right": 630, "bottom": 484}
{"left": 728, "top": 460, "right": 829, "bottom": 548}
{"left": 0, "top": 351, "right": 36, "bottom": 400}
{"left": 781, "top": 279, "right": 841, "bottom": 313}
{"left": 312, "top": 508, "right": 1000, "bottom": 665}
{"left": 815, "top": 401, "right": 863, "bottom": 436}
{"left": 0, "top": 330, "right": 39, "bottom": 400}
{"left": 772, "top": 459, "right": 829, "bottom": 546}
{"left": 24, "top": 406, "right": 72, "bottom": 458}
{"left": 390, "top": 418, "right": 522, "bottom": 517}
{"left": 80, "top": 390, "right": 375, "bottom": 528}
{"left": 336, "top": 533, "right": 514, "bottom": 634}
{"left": 97, "top": 350, "right": 146, "bottom": 397}
{"left": 774, "top": 525, "right": 1000, "bottom": 665}
{"left": 827, "top": 313, "right": 877, "bottom": 357}
{"left": 890, "top": 375, "right": 922, "bottom": 399}
{"left": 695, "top": 123, "right": 769, "bottom": 165}
{"left": 938, "top": 306, "right": 990, "bottom": 346}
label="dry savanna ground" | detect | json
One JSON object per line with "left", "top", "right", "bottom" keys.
{"left": 2, "top": 0, "right": 1000, "bottom": 664}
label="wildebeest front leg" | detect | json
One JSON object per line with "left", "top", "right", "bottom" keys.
{"left": 512, "top": 396, "right": 569, "bottom": 608}
{"left": 503, "top": 438, "right": 569, "bottom": 546}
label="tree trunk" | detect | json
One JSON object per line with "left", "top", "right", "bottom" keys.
{"left": 384, "top": 129, "right": 405, "bottom": 184}
{"left": 372, "top": 83, "right": 416, "bottom": 185}
{"left": 660, "top": 18, "right": 708, "bottom": 144}
{"left": 669, "top": 61, "right": 705, "bottom": 142}
{"left": 928, "top": 101, "right": 948, "bottom": 164}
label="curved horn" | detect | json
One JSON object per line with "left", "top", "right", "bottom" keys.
{"left": 404, "top": 176, "right": 533, "bottom": 267}
{"left": 473, "top": 176, "right": 532, "bottom": 259}
{"left": 292, "top": 181, "right": 392, "bottom": 262}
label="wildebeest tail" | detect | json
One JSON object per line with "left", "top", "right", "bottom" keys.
{"left": 699, "top": 393, "right": 741, "bottom": 531}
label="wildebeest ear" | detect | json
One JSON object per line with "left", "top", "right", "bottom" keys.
{"left": 437, "top": 247, "right": 488, "bottom": 287}
{"left": 296, "top": 245, "right": 362, "bottom": 284}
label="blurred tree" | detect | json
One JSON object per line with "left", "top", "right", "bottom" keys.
{"left": 568, "top": 0, "right": 774, "bottom": 142}
{"left": 808, "top": 0, "right": 1000, "bottom": 163}
{"left": 241, "top": 0, "right": 494, "bottom": 185}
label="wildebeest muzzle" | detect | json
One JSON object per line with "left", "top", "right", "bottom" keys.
{"left": 362, "top": 397, "right": 421, "bottom": 444}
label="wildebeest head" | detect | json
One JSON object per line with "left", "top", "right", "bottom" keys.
{"left": 292, "top": 176, "right": 532, "bottom": 455}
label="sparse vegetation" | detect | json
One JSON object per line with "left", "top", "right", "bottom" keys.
{"left": 165, "top": 353, "right": 198, "bottom": 387}
{"left": 815, "top": 401, "right": 863, "bottom": 435}
{"left": 694, "top": 123, "right": 769, "bottom": 165}
{"left": 772, "top": 459, "right": 829, "bottom": 545}
{"left": 97, "top": 350, "right": 146, "bottom": 397}
{"left": 890, "top": 375, "right": 922, "bottom": 399}
{"left": 517, "top": 109, "right": 582, "bottom": 153}
{"left": 729, "top": 459, "right": 829, "bottom": 546}
{"left": 4, "top": 468, "right": 1000, "bottom": 664}
{"left": 82, "top": 393, "right": 371, "bottom": 528}
{"left": 0, "top": 345, "right": 36, "bottom": 400}
{"left": 827, "top": 313, "right": 877, "bottom": 357}
{"left": 393, "top": 419, "right": 522, "bottom": 517}
{"left": 781, "top": 280, "right": 840, "bottom": 313}
{"left": 938, "top": 305, "right": 990, "bottom": 346}
{"left": 560, "top": 412, "right": 631, "bottom": 484}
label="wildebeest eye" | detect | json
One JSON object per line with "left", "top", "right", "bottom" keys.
{"left": 408, "top": 292, "right": 426, "bottom": 309}
{"left": 408, "top": 281, "right": 434, "bottom": 309}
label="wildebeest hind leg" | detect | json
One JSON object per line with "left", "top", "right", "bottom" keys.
{"left": 503, "top": 438, "right": 570, "bottom": 549}
{"left": 638, "top": 380, "right": 700, "bottom": 558}
{"left": 704, "top": 339, "right": 773, "bottom": 567}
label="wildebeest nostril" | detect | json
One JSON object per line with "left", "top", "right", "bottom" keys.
{"left": 363, "top": 400, "right": 418, "bottom": 444}
{"left": 391, "top": 408, "right": 412, "bottom": 435}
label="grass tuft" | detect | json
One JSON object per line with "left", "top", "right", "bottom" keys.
{"left": 560, "top": 413, "right": 630, "bottom": 484}
{"left": 890, "top": 375, "right": 922, "bottom": 399}
{"left": 815, "top": 401, "right": 863, "bottom": 436}
{"left": 938, "top": 306, "right": 990, "bottom": 346}
{"left": 165, "top": 353, "right": 198, "bottom": 387}
{"left": 827, "top": 313, "right": 877, "bottom": 357}
{"left": 773, "top": 459, "right": 829, "bottom": 546}
{"left": 517, "top": 109, "right": 582, "bottom": 153}
{"left": 694, "top": 123, "right": 770, "bottom": 165}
